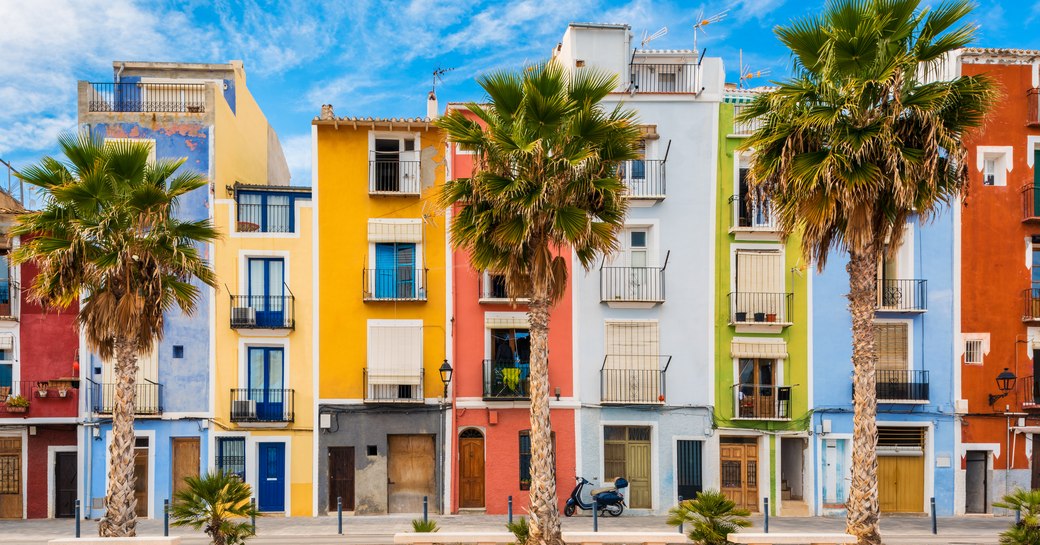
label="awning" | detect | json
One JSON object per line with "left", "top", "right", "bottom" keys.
{"left": 485, "top": 314, "right": 530, "bottom": 329}
{"left": 639, "top": 125, "right": 660, "bottom": 140}
{"left": 731, "top": 340, "right": 788, "bottom": 359}
{"left": 0, "top": 334, "right": 14, "bottom": 351}
{"left": 368, "top": 219, "right": 422, "bottom": 243}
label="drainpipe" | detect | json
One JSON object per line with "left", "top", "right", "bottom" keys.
{"left": 116, "top": 62, "right": 125, "bottom": 84}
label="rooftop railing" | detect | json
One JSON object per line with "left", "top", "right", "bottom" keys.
{"left": 87, "top": 82, "right": 206, "bottom": 113}
{"left": 629, "top": 63, "right": 697, "bottom": 93}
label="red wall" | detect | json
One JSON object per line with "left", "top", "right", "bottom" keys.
{"left": 26, "top": 427, "right": 77, "bottom": 518}
{"left": 960, "top": 60, "right": 1040, "bottom": 470}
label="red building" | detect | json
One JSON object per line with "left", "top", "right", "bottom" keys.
{"left": 0, "top": 201, "right": 81, "bottom": 519}
{"left": 959, "top": 48, "right": 1040, "bottom": 514}
{"left": 447, "top": 104, "right": 576, "bottom": 514}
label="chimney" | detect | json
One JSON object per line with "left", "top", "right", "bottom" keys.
{"left": 427, "top": 91, "right": 439, "bottom": 120}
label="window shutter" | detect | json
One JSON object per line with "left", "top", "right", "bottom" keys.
{"left": 735, "top": 251, "right": 783, "bottom": 293}
{"left": 367, "top": 321, "right": 422, "bottom": 385}
{"left": 604, "top": 321, "right": 659, "bottom": 369}
{"left": 368, "top": 219, "right": 422, "bottom": 243}
{"left": 875, "top": 323, "right": 908, "bottom": 371}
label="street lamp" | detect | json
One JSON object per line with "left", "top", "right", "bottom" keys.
{"left": 989, "top": 368, "right": 1017, "bottom": 406}
{"left": 439, "top": 359, "right": 453, "bottom": 398}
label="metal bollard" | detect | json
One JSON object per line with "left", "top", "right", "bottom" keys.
{"left": 251, "top": 498, "right": 257, "bottom": 535}
{"left": 592, "top": 500, "right": 598, "bottom": 532}
{"left": 930, "top": 497, "right": 937, "bottom": 535}
{"left": 164, "top": 499, "right": 169, "bottom": 536}
{"left": 74, "top": 500, "right": 80, "bottom": 538}
{"left": 1017, "top": 508, "right": 1022, "bottom": 525}
{"left": 508, "top": 495, "right": 513, "bottom": 525}
{"left": 677, "top": 496, "right": 683, "bottom": 534}
{"left": 423, "top": 496, "right": 429, "bottom": 523}
{"left": 764, "top": 497, "right": 769, "bottom": 533}
{"left": 338, "top": 497, "right": 343, "bottom": 535}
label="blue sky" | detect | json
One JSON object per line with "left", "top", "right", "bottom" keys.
{"left": 2, "top": 0, "right": 1039, "bottom": 204}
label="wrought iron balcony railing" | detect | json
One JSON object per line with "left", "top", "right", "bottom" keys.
{"left": 363, "top": 268, "right": 428, "bottom": 301}
{"left": 369, "top": 160, "right": 421, "bottom": 195}
{"left": 618, "top": 160, "right": 666, "bottom": 199}
{"left": 1022, "top": 185, "right": 1040, "bottom": 222}
{"left": 87, "top": 82, "right": 207, "bottom": 113}
{"left": 1023, "top": 289, "right": 1040, "bottom": 322}
{"left": 229, "top": 388, "right": 294, "bottom": 423}
{"left": 629, "top": 63, "right": 697, "bottom": 93}
{"left": 229, "top": 294, "right": 295, "bottom": 329}
{"left": 88, "top": 379, "right": 163, "bottom": 415}
{"left": 877, "top": 279, "right": 927, "bottom": 312}
{"left": 600, "top": 264, "right": 667, "bottom": 303}
{"left": 734, "top": 384, "right": 791, "bottom": 419}
{"left": 1020, "top": 376, "right": 1040, "bottom": 408}
{"left": 876, "top": 369, "right": 930, "bottom": 402}
{"left": 731, "top": 194, "right": 777, "bottom": 230}
{"left": 364, "top": 368, "right": 424, "bottom": 403}
{"left": 483, "top": 359, "right": 530, "bottom": 399}
{"left": 728, "top": 292, "right": 793, "bottom": 325}
{"left": 600, "top": 355, "right": 671, "bottom": 404}
{"left": 478, "top": 272, "right": 527, "bottom": 302}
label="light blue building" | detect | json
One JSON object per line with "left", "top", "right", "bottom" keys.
{"left": 811, "top": 212, "right": 958, "bottom": 516}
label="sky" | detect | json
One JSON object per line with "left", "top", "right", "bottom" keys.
{"left": 1, "top": 0, "right": 1039, "bottom": 205}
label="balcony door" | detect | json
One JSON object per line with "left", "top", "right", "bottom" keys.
{"left": 737, "top": 166, "right": 770, "bottom": 228}
{"left": 622, "top": 228, "right": 651, "bottom": 300}
{"left": 738, "top": 358, "right": 775, "bottom": 418}
{"left": 734, "top": 250, "right": 784, "bottom": 322}
{"left": 248, "top": 258, "right": 284, "bottom": 328}
{"left": 489, "top": 328, "right": 530, "bottom": 398}
{"left": 0, "top": 254, "right": 10, "bottom": 317}
{"left": 374, "top": 243, "right": 416, "bottom": 299}
{"left": 248, "top": 347, "right": 284, "bottom": 421}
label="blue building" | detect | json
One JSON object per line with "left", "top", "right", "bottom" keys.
{"left": 811, "top": 212, "right": 958, "bottom": 516}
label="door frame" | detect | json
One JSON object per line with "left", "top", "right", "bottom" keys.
{"left": 598, "top": 421, "right": 658, "bottom": 511}
{"left": 237, "top": 250, "right": 291, "bottom": 313}
{"left": 47, "top": 446, "right": 78, "bottom": 519}
{"left": 876, "top": 421, "right": 933, "bottom": 513}
{"left": 237, "top": 338, "right": 291, "bottom": 392}
{"left": 250, "top": 437, "right": 291, "bottom": 517}
{"left": 327, "top": 446, "right": 356, "bottom": 512}
{"left": 964, "top": 449, "right": 990, "bottom": 514}
{"left": 458, "top": 428, "right": 486, "bottom": 509}
{"left": 0, "top": 429, "right": 27, "bottom": 519}
{"left": 671, "top": 437, "right": 705, "bottom": 505}
{"left": 103, "top": 429, "right": 155, "bottom": 519}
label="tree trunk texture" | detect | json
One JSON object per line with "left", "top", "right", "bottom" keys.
{"left": 98, "top": 336, "right": 140, "bottom": 537}
{"left": 525, "top": 295, "right": 563, "bottom": 545}
{"left": 845, "top": 250, "right": 881, "bottom": 545}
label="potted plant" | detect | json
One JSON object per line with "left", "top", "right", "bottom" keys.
{"left": 6, "top": 395, "right": 29, "bottom": 413}
{"left": 766, "top": 313, "right": 778, "bottom": 322}
{"left": 36, "top": 382, "right": 48, "bottom": 398}
{"left": 56, "top": 382, "right": 71, "bottom": 398}
{"left": 735, "top": 312, "right": 748, "bottom": 322}
{"left": 753, "top": 312, "right": 766, "bottom": 322}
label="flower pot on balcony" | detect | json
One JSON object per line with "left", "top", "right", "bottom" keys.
{"left": 766, "top": 313, "right": 777, "bottom": 322}
{"left": 735, "top": 312, "right": 748, "bottom": 323}
{"left": 36, "top": 384, "right": 48, "bottom": 398}
{"left": 7, "top": 405, "right": 26, "bottom": 413}
{"left": 754, "top": 312, "right": 766, "bottom": 322}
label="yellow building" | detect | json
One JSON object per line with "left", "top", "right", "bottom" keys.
{"left": 313, "top": 104, "right": 450, "bottom": 515}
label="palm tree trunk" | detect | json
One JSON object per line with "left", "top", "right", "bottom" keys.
{"left": 98, "top": 336, "right": 139, "bottom": 537}
{"left": 526, "top": 294, "right": 563, "bottom": 545}
{"left": 845, "top": 249, "right": 881, "bottom": 545}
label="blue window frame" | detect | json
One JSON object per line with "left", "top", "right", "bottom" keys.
{"left": 216, "top": 437, "right": 246, "bottom": 480}
{"left": 374, "top": 243, "right": 416, "bottom": 299}
{"left": 237, "top": 190, "right": 309, "bottom": 233}
{"left": 248, "top": 347, "right": 285, "bottom": 421}
{"left": 248, "top": 258, "right": 285, "bottom": 327}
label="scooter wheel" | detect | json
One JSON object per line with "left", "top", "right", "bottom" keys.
{"left": 605, "top": 503, "right": 623, "bottom": 517}
{"left": 564, "top": 504, "right": 576, "bottom": 517}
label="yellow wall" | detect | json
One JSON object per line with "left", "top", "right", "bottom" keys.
{"left": 315, "top": 123, "right": 448, "bottom": 399}
{"left": 213, "top": 68, "right": 274, "bottom": 199}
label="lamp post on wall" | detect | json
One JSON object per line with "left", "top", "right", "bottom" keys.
{"left": 989, "top": 368, "right": 1017, "bottom": 406}
{"left": 439, "top": 359, "right": 453, "bottom": 399}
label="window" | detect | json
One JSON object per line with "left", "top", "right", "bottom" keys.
{"left": 736, "top": 163, "right": 773, "bottom": 229}
{"left": 247, "top": 347, "right": 285, "bottom": 421}
{"left": 964, "top": 339, "right": 984, "bottom": 365}
{"left": 875, "top": 322, "right": 909, "bottom": 371}
{"left": 371, "top": 135, "right": 420, "bottom": 194}
{"left": 603, "top": 321, "right": 661, "bottom": 403}
{"left": 0, "top": 453, "right": 19, "bottom": 494}
{"left": 374, "top": 243, "right": 417, "bottom": 299}
{"left": 983, "top": 157, "right": 996, "bottom": 186}
{"left": 245, "top": 258, "right": 286, "bottom": 327}
{"left": 976, "top": 147, "right": 1011, "bottom": 187}
{"left": 366, "top": 321, "right": 423, "bottom": 400}
{"left": 366, "top": 219, "right": 424, "bottom": 301}
{"left": 216, "top": 437, "right": 246, "bottom": 480}
{"left": 172, "top": 345, "right": 184, "bottom": 359}
{"left": 0, "top": 340, "right": 12, "bottom": 391}
{"left": 737, "top": 358, "right": 784, "bottom": 418}
{"left": 236, "top": 191, "right": 295, "bottom": 233}
{"left": 518, "top": 430, "right": 555, "bottom": 490}
{"left": 733, "top": 250, "right": 786, "bottom": 323}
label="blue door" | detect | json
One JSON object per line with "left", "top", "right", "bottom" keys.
{"left": 374, "top": 243, "right": 416, "bottom": 299}
{"left": 248, "top": 258, "right": 284, "bottom": 327}
{"left": 257, "top": 443, "right": 285, "bottom": 512}
{"left": 248, "top": 347, "right": 284, "bottom": 421}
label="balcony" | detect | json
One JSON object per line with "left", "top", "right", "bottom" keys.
{"left": 86, "top": 82, "right": 206, "bottom": 113}
{"left": 1023, "top": 185, "right": 1040, "bottom": 222}
{"left": 369, "top": 160, "right": 421, "bottom": 196}
{"left": 364, "top": 368, "right": 424, "bottom": 403}
{"left": 731, "top": 195, "right": 778, "bottom": 232}
{"left": 363, "top": 268, "right": 428, "bottom": 302}
{"left": 1020, "top": 376, "right": 1040, "bottom": 408}
{"left": 1024, "top": 289, "right": 1040, "bottom": 322}
{"left": 877, "top": 279, "right": 927, "bottom": 312}
{"left": 0, "top": 280, "right": 17, "bottom": 319}
{"left": 600, "top": 355, "right": 671, "bottom": 404}
{"left": 229, "top": 389, "right": 294, "bottom": 423}
{"left": 876, "top": 370, "right": 929, "bottom": 402}
{"left": 478, "top": 272, "right": 527, "bottom": 304}
{"left": 618, "top": 160, "right": 666, "bottom": 201}
{"left": 732, "top": 104, "right": 765, "bottom": 136}
{"left": 229, "top": 294, "right": 295, "bottom": 329}
{"left": 728, "top": 292, "right": 793, "bottom": 327}
{"left": 734, "top": 384, "right": 791, "bottom": 420}
{"left": 600, "top": 265, "right": 667, "bottom": 305}
{"left": 88, "top": 379, "right": 163, "bottom": 415}
{"left": 1028, "top": 88, "right": 1039, "bottom": 127}
{"left": 483, "top": 360, "right": 529, "bottom": 400}
{"left": 236, "top": 202, "right": 292, "bottom": 233}
{"left": 629, "top": 63, "right": 697, "bottom": 93}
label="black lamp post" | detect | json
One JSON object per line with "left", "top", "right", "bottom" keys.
{"left": 989, "top": 367, "right": 1017, "bottom": 406}
{"left": 439, "top": 359, "right": 453, "bottom": 398}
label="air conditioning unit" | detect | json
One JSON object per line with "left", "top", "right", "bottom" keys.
{"left": 231, "top": 306, "right": 256, "bottom": 326}
{"left": 232, "top": 399, "right": 256, "bottom": 420}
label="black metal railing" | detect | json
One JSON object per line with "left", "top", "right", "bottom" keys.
{"left": 87, "top": 82, "right": 206, "bottom": 113}
{"left": 618, "top": 160, "right": 666, "bottom": 198}
{"left": 363, "top": 268, "right": 428, "bottom": 301}
{"left": 369, "top": 160, "right": 421, "bottom": 194}
{"left": 629, "top": 64, "right": 697, "bottom": 93}
{"left": 364, "top": 369, "right": 424, "bottom": 402}
{"left": 732, "top": 195, "right": 776, "bottom": 229}
{"left": 1024, "top": 289, "right": 1040, "bottom": 321}
{"left": 229, "top": 294, "right": 295, "bottom": 329}
{"left": 876, "top": 370, "right": 929, "bottom": 402}
{"left": 877, "top": 279, "right": 927, "bottom": 311}
{"left": 1020, "top": 376, "right": 1040, "bottom": 407}
{"left": 1028, "top": 88, "right": 1039, "bottom": 127}
{"left": 732, "top": 104, "right": 765, "bottom": 135}
{"left": 734, "top": 384, "right": 791, "bottom": 419}
{"left": 600, "top": 266, "right": 666, "bottom": 303}
{"left": 1022, "top": 185, "right": 1040, "bottom": 221}
{"left": 600, "top": 355, "right": 671, "bottom": 404}
{"left": 88, "top": 379, "right": 163, "bottom": 415}
{"left": 478, "top": 272, "right": 527, "bottom": 301}
{"left": 229, "top": 388, "right": 294, "bottom": 423}
{"left": 236, "top": 203, "right": 292, "bottom": 233}
{"left": 729, "top": 292, "right": 793, "bottom": 325}
{"left": 483, "top": 360, "right": 530, "bottom": 399}
{"left": 0, "top": 280, "right": 17, "bottom": 318}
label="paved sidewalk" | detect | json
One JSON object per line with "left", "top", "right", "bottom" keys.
{"left": 0, "top": 513, "right": 1010, "bottom": 544}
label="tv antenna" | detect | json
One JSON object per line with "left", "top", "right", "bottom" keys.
{"left": 738, "top": 49, "right": 771, "bottom": 89}
{"left": 693, "top": 9, "right": 728, "bottom": 52}
{"left": 432, "top": 66, "right": 454, "bottom": 94}
{"left": 640, "top": 27, "right": 668, "bottom": 48}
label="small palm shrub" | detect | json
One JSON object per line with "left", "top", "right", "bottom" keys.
{"left": 667, "top": 490, "right": 751, "bottom": 545}
{"left": 170, "top": 472, "right": 258, "bottom": 545}
{"left": 506, "top": 516, "right": 529, "bottom": 545}
{"left": 411, "top": 519, "right": 439, "bottom": 533}
{"left": 994, "top": 489, "right": 1040, "bottom": 545}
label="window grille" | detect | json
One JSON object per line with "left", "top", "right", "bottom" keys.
{"left": 964, "top": 339, "right": 984, "bottom": 364}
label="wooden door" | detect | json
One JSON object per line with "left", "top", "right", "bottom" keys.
{"left": 603, "top": 426, "right": 652, "bottom": 509}
{"left": 720, "top": 438, "right": 759, "bottom": 512}
{"left": 171, "top": 438, "right": 200, "bottom": 498}
{"left": 878, "top": 456, "right": 924, "bottom": 512}
{"left": 133, "top": 439, "right": 149, "bottom": 517}
{"left": 387, "top": 435, "right": 436, "bottom": 513}
{"left": 54, "top": 452, "right": 77, "bottom": 518}
{"left": 459, "top": 432, "right": 485, "bottom": 508}
{"left": 0, "top": 437, "right": 21, "bottom": 518}
{"left": 328, "top": 447, "right": 355, "bottom": 511}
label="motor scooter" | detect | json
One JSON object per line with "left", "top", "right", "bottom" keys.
{"left": 563, "top": 476, "right": 626, "bottom": 517}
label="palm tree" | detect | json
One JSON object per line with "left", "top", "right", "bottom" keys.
{"left": 171, "top": 472, "right": 259, "bottom": 545}
{"left": 437, "top": 61, "right": 641, "bottom": 545}
{"left": 738, "top": 1, "right": 994, "bottom": 543}
{"left": 13, "top": 132, "right": 219, "bottom": 537}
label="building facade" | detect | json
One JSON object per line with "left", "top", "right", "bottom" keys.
{"left": 313, "top": 107, "right": 449, "bottom": 515}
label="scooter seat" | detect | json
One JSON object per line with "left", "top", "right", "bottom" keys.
{"left": 590, "top": 486, "right": 614, "bottom": 496}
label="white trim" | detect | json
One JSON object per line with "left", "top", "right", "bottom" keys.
{"left": 598, "top": 420, "right": 658, "bottom": 511}
{"left": 219, "top": 197, "right": 312, "bottom": 239}
{"left": 1027, "top": 136, "right": 1040, "bottom": 168}
{"left": 237, "top": 336, "right": 292, "bottom": 391}
{"left": 47, "top": 445, "right": 78, "bottom": 519}
{"left": 960, "top": 442, "right": 1001, "bottom": 464}
{"left": 876, "top": 421, "right": 934, "bottom": 512}
{"left": 310, "top": 122, "right": 320, "bottom": 517}
{"left": 953, "top": 193, "right": 964, "bottom": 514}
{"left": 975, "top": 146, "right": 1013, "bottom": 174}
{"left": 103, "top": 429, "right": 156, "bottom": 519}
